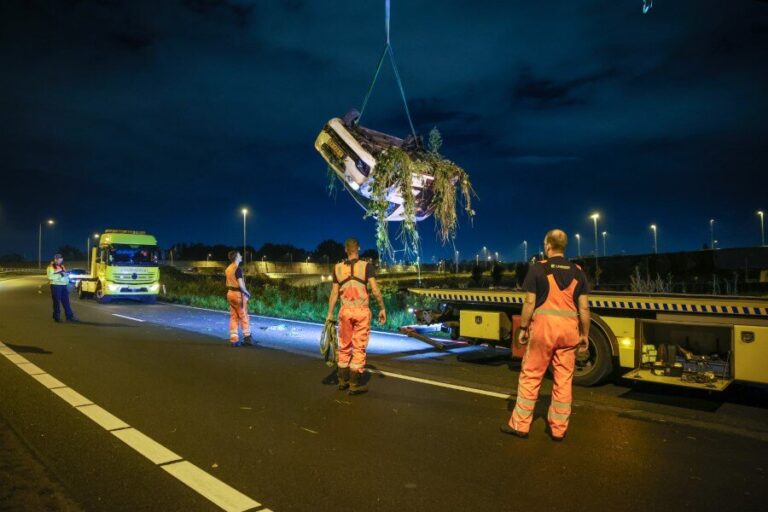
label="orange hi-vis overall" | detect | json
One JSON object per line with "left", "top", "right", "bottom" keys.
{"left": 225, "top": 263, "right": 250, "bottom": 343}
{"left": 509, "top": 261, "right": 581, "bottom": 438}
{"left": 335, "top": 260, "right": 371, "bottom": 373}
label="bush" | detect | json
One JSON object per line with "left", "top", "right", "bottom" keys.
{"left": 157, "top": 265, "right": 433, "bottom": 332}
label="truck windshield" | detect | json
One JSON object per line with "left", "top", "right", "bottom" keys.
{"left": 108, "top": 245, "right": 159, "bottom": 266}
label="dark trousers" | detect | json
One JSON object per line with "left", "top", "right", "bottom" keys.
{"left": 50, "top": 285, "right": 74, "bottom": 321}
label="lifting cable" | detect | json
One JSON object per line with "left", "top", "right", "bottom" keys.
{"left": 356, "top": 0, "right": 418, "bottom": 141}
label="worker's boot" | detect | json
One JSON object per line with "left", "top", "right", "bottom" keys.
{"left": 243, "top": 335, "right": 255, "bottom": 347}
{"left": 337, "top": 367, "right": 350, "bottom": 391}
{"left": 348, "top": 371, "right": 368, "bottom": 395}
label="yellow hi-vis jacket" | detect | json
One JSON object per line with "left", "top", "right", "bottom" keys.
{"left": 47, "top": 263, "right": 68, "bottom": 286}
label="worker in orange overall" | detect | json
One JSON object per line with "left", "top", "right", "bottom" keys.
{"left": 225, "top": 250, "right": 254, "bottom": 347}
{"left": 326, "top": 238, "right": 386, "bottom": 395}
{"left": 502, "top": 229, "right": 591, "bottom": 441}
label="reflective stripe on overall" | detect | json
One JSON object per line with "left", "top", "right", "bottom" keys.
{"left": 509, "top": 262, "right": 580, "bottom": 437}
{"left": 225, "top": 263, "right": 250, "bottom": 342}
{"left": 335, "top": 260, "right": 371, "bottom": 372}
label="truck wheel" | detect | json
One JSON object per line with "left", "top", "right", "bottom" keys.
{"left": 95, "top": 287, "right": 111, "bottom": 304}
{"left": 572, "top": 327, "right": 613, "bottom": 387}
{"left": 77, "top": 285, "right": 86, "bottom": 300}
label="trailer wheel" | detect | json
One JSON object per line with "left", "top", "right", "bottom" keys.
{"left": 77, "top": 284, "right": 86, "bottom": 300}
{"left": 572, "top": 327, "right": 613, "bottom": 387}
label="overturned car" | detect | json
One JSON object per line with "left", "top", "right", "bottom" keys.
{"left": 315, "top": 110, "right": 436, "bottom": 222}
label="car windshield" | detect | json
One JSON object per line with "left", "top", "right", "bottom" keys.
{"left": 108, "top": 245, "right": 159, "bottom": 267}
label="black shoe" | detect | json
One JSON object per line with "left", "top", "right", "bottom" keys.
{"left": 348, "top": 371, "right": 368, "bottom": 395}
{"left": 337, "top": 367, "right": 350, "bottom": 391}
{"left": 243, "top": 335, "right": 255, "bottom": 346}
{"left": 545, "top": 427, "right": 566, "bottom": 442}
{"left": 500, "top": 424, "right": 528, "bottom": 438}
{"left": 230, "top": 341, "right": 243, "bottom": 348}
{"left": 53, "top": 318, "right": 61, "bottom": 323}
{"left": 67, "top": 317, "right": 79, "bottom": 323}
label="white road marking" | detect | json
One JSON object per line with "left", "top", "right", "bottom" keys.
{"left": 30, "top": 372, "right": 67, "bottom": 389}
{"left": 112, "top": 428, "right": 182, "bottom": 465}
{"left": 162, "top": 461, "right": 261, "bottom": 512}
{"left": 4, "top": 353, "right": 30, "bottom": 365}
{"left": 374, "top": 369, "right": 511, "bottom": 400}
{"left": 76, "top": 404, "right": 131, "bottom": 431}
{"left": 0, "top": 340, "right": 271, "bottom": 511}
{"left": 52, "top": 387, "right": 93, "bottom": 407}
{"left": 16, "top": 362, "right": 47, "bottom": 376}
{"left": 112, "top": 313, "right": 145, "bottom": 322}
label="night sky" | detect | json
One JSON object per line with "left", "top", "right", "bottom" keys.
{"left": 1, "top": 0, "right": 767, "bottom": 262}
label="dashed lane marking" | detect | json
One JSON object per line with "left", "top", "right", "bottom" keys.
{"left": 51, "top": 387, "right": 93, "bottom": 407}
{"left": 112, "top": 428, "right": 182, "bottom": 465}
{"left": 76, "top": 404, "right": 130, "bottom": 431}
{"left": 0, "top": 339, "right": 269, "bottom": 512}
{"left": 162, "top": 461, "right": 262, "bottom": 512}
{"left": 112, "top": 313, "right": 145, "bottom": 322}
{"left": 16, "top": 362, "right": 47, "bottom": 376}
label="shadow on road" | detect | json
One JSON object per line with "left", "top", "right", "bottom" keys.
{"left": 618, "top": 382, "right": 724, "bottom": 412}
{"left": 71, "top": 321, "right": 136, "bottom": 328}
{"left": 5, "top": 343, "right": 52, "bottom": 355}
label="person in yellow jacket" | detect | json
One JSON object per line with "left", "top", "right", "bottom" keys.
{"left": 225, "top": 250, "right": 253, "bottom": 347}
{"left": 326, "top": 238, "right": 386, "bottom": 395}
{"left": 47, "top": 253, "right": 78, "bottom": 323}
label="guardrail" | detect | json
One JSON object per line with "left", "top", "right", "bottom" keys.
{"left": 0, "top": 268, "right": 45, "bottom": 275}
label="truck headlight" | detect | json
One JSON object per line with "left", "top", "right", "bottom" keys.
{"left": 149, "top": 284, "right": 159, "bottom": 292}
{"left": 107, "top": 283, "right": 121, "bottom": 292}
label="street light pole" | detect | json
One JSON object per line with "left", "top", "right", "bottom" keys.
{"left": 602, "top": 231, "right": 607, "bottom": 257}
{"left": 523, "top": 240, "right": 528, "bottom": 262}
{"left": 709, "top": 219, "right": 715, "bottom": 250}
{"left": 455, "top": 250, "right": 459, "bottom": 274}
{"left": 38, "top": 219, "right": 54, "bottom": 270}
{"left": 575, "top": 233, "right": 581, "bottom": 258}
{"left": 87, "top": 233, "right": 99, "bottom": 270}
{"left": 590, "top": 213, "right": 600, "bottom": 286}
{"left": 241, "top": 208, "right": 248, "bottom": 264}
{"left": 759, "top": 211, "right": 765, "bottom": 247}
{"left": 651, "top": 224, "right": 658, "bottom": 254}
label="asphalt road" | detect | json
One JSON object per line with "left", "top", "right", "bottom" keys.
{"left": 1, "top": 276, "right": 767, "bottom": 512}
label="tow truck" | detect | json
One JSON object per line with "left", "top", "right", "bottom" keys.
{"left": 408, "top": 287, "right": 768, "bottom": 390}
{"left": 77, "top": 229, "right": 160, "bottom": 304}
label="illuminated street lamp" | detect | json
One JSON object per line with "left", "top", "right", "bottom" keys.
{"left": 758, "top": 211, "right": 765, "bottom": 246}
{"left": 241, "top": 208, "right": 248, "bottom": 265}
{"left": 523, "top": 240, "right": 528, "bottom": 262}
{"left": 602, "top": 231, "right": 607, "bottom": 257}
{"left": 455, "top": 250, "right": 459, "bottom": 274}
{"left": 650, "top": 224, "right": 658, "bottom": 254}
{"left": 206, "top": 253, "right": 212, "bottom": 263}
{"left": 709, "top": 219, "right": 715, "bottom": 250}
{"left": 38, "top": 218, "right": 55, "bottom": 270}
{"left": 574, "top": 233, "right": 581, "bottom": 258}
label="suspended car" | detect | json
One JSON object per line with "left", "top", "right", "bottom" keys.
{"left": 314, "top": 110, "right": 435, "bottom": 222}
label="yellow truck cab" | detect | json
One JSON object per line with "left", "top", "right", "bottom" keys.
{"left": 77, "top": 229, "right": 160, "bottom": 304}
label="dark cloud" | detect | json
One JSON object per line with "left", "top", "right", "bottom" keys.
{"left": 1, "top": 0, "right": 767, "bottom": 260}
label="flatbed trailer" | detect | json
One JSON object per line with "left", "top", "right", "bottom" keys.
{"left": 408, "top": 288, "right": 768, "bottom": 389}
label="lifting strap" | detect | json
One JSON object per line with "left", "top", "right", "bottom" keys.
{"left": 319, "top": 320, "right": 338, "bottom": 367}
{"left": 357, "top": 0, "right": 418, "bottom": 141}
